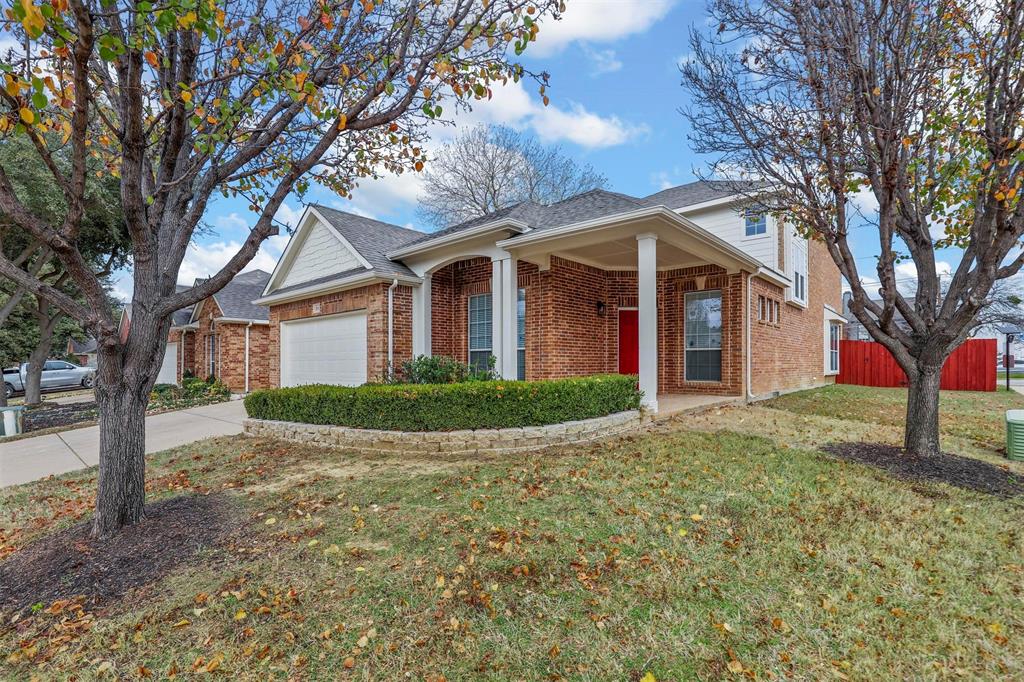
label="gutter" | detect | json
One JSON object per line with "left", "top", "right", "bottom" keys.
{"left": 254, "top": 271, "right": 421, "bottom": 307}
{"left": 387, "top": 278, "right": 398, "bottom": 376}
{"left": 244, "top": 321, "right": 253, "bottom": 394}
{"left": 746, "top": 271, "right": 756, "bottom": 401}
{"left": 214, "top": 317, "right": 270, "bottom": 325}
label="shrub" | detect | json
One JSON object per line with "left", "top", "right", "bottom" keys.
{"left": 245, "top": 374, "right": 641, "bottom": 431}
{"left": 150, "top": 377, "right": 230, "bottom": 409}
{"left": 394, "top": 354, "right": 496, "bottom": 384}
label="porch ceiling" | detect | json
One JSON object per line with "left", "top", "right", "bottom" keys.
{"left": 549, "top": 237, "right": 700, "bottom": 270}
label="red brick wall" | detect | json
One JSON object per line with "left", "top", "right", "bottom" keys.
{"left": 513, "top": 259, "right": 747, "bottom": 395}
{"left": 263, "top": 239, "right": 842, "bottom": 397}
{"left": 268, "top": 282, "right": 413, "bottom": 386}
{"left": 186, "top": 296, "right": 273, "bottom": 393}
{"left": 749, "top": 238, "right": 843, "bottom": 395}
{"left": 430, "top": 258, "right": 492, "bottom": 364}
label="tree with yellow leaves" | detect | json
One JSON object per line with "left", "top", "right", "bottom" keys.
{"left": 0, "top": 0, "right": 563, "bottom": 536}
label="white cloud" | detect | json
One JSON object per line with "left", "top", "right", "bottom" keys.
{"left": 676, "top": 52, "right": 696, "bottom": 69}
{"left": 178, "top": 237, "right": 287, "bottom": 285}
{"left": 848, "top": 186, "right": 880, "bottom": 217}
{"left": 214, "top": 212, "right": 248, "bottom": 232}
{"left": 321, "top": 80, "right": 645, "bottom": 219}
{"left": 582, "top": 47, "right": 623, "bottom": 76}
{"left": 339, "top": 170, "right": 426, "bottom": 221}
{"left": 458, "top": 80, "right": 647, "bottom": 150}
{"left": 531, "top": 0, "right": 676, "bottom": 56}
{"left": 531, "top": 101, "right": 648, "bottom": 148}
{"left": 274, "top": 202, "right": 304, "bottom": 230}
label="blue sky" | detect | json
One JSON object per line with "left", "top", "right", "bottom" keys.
{"left": 127, "top": 0, "right": 950, "bottom": 299}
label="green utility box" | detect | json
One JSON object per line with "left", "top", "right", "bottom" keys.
{"left": 1007, "top": 410, "right": 1024, "bottom": 461}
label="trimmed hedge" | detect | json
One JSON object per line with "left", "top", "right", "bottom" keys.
{"left": 244, "top": 374, "right": 641, "bottom": 432}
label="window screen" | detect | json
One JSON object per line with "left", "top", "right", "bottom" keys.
{"left": 517, "top": 288, "right": 526, "bottom": 380}
{"left": 468, "top": 293, "right": 492, "bottom": 371}
{"left": 745, "top": 213, "right": 767, "bottom": 236}
{"left": 685, "top": 290, "right": 723, "bottom": 382}
{"left": 829, "top": 322, "right": 841, "bottom": 373}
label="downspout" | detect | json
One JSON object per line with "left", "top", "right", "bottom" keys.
{"left": 387, "top": 278, "right": 398, "bottom": 376}
{"left": 244, "top": 321, "right": 253, "bottom": 394}
{"left": 745, "top": 271, "right": 756, "bottom": 402}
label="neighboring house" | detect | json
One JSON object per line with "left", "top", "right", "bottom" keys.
{"left": 185, "top": 269, "right": 273, "bottom": 393}
{"left": 67, "top": 337, "right": 98, "bottom": 367}
{"left": 118, "top": 271, "right": 272, "bottom": 393}
{"left": 255, "top": 181, "right": 845, "bottom": 410}
{"left": 842, "top": 292, "right": 912, "bottom": 341}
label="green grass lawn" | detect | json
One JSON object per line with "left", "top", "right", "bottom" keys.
{"left": 765, "top": 383, "right": 1024, "bottom": 457}
{"left": 1, "top": 386, "right": 1022, "bottom": 679}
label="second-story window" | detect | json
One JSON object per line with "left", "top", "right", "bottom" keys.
{"left": 745, "top": 212, "right": 767, "bottom": 236}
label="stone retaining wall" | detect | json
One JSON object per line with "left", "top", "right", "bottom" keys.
{"left": 243, "top": 410, "right": 644, "bottom": 455}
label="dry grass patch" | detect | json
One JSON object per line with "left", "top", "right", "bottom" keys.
{"left": 1, "top": 416, "right": 1022, "bottom": 679}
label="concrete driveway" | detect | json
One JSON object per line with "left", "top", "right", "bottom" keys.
{"left": 0, "top": 400, "right": 248, "bottom": 487}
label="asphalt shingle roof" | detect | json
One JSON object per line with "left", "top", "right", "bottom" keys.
{"left": 261, "top": 266, "right": 370, "bottom": 299}
{"left": 529, "top": 190, "right": 652, "bottom": 231}
{"left": 170, "top": 284, "right": 194, "bottom": 326}
{"left": 389, "top": 182, "right": 766, "bottom": 255}
{"left": 69, "top": 337, "right": 97, "bottom": 354}
{"left": 311, "top": 204, "right": 423, "bottom": 277}
{"left": 212, "top": 269, "right": 271, "bottom": 321}
{"left": 643, "top": 179, "right": 772, "bottom": 210}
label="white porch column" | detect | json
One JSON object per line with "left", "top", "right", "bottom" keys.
{"left": 412, "top": 273, "right": 432, "bottom": 357}
{"left": 490, "top": 258, "right": 504, "bottom": 375}
{"left": 499, "top": 256, "right": 518, "bottom": 379}
{"left": 637, "top": 233, "right": 659, "bottom": 412}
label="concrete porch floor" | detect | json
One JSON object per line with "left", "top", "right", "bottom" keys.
{"left": 653, "top": 393, "right": 742, "bottom": 420}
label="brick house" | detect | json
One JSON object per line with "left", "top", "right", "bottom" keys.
{"left": 119, "top": 272, "right": 273, "bottom": 393}
{"left": 182, "top": 270, "right": 273, "bottom": 393}
{"left": 255, "top": 182, "right": 846, "bottom": 411}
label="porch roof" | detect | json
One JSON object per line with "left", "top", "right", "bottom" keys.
{"left": 496, "top": 205, "right": 791, "bottom": 287}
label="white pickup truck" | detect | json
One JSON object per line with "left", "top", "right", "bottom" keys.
{"left": 3, "top": 360, "right": 96, "bottom": 399}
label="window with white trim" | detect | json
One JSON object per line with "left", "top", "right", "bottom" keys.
{"left": 757, "top": 295, "right": 781, "bottom": 325}
{"left": 788, "top": 232, "right": 809, "bottom": 305}
{"left": 685, "top": 290, "right": 722, "bottom": 381}
{"left": 828, "top": 321, "right": 841, "bottom": 373}
{"left": 516, "top": 288, "right": 526, "bottom": 381}
{"left": 207, "top": 334, "right": 218, "bottom": 378}
{"left": 468, "top": 293, "right": 492, "bottom": 372}
{"left": 745, "top": 212, "right": 767, "bottom": 236}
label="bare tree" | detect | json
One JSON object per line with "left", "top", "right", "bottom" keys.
{"left": 681, "top": 0, "right": 1024, "bottom": 455}
{"left": 417, "top": 124, "right": 607, "bottom": 227}
{"left": 0, "top": 0, "right": 561, "bottom": 536}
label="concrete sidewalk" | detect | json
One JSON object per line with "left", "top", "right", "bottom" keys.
{"left": 0, "top": 400, "right": 247, "bottom": 487}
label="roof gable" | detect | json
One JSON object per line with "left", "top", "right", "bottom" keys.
{"left": 264, "top": 206, "right": 422, "bottom": 297}
{"left": 278, "top": 215, "right": 368, "bottom": 289}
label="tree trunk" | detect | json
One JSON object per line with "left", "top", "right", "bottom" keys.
{"left": 24, "top": 328, "right": 54, "bottom": 406}
{"left": 904, "top": 364, "right": 942, "bottom": 456}
{"left": 91, "top": 318, "right": 168, "bottom": 538}
{"left": 92, "top": 358, "right": 150, "bottom": 537}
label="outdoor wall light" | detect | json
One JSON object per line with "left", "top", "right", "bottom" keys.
{"left": 596, "top": 301, "right": 607, "bottom": 317}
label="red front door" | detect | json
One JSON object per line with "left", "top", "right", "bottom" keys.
{"left": 618, "top": 309, "right": 639, "bottom": 375}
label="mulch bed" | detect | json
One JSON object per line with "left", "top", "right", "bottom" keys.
{"left": 0, "top": 494, "right": 238, "bottom": 615}
{"left": 823, "top": 442, "right": 1024, "bottom": 498}
{"left": 23, "top": 401, "right": 99, "bottom": 432}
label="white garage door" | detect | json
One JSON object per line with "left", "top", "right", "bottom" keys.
{"left": 281, "top": 312, "right": 367, "bottom": 387}
{"left": 157, "top": 342, "right": 178, "bottom": 385}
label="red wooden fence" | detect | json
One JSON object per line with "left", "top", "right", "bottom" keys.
{"left": 836, "top": 338, "right": 996, "bottom": 392}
